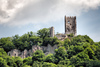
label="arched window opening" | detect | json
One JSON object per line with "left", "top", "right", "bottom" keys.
{"left": 15, "top": 54, "right": 16, "bottom": 56}
{"left": 68, "top": 21, "right": 70, "bottom": 23}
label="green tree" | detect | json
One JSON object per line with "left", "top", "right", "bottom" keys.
{"left": 70, "top": 56, "right": 81, "bottom": 65}
{"left": 30, "top": 36, "right": 43, "bottom": 45}
{"left": 84, "top": 35, "right": 94, "bottom": 44}
{"left": 70, "top": 35, "right": 86, "bottom": 46}
{"left": 22, "top": 65, "right": 31, "bottom": 67}
{"left": 86, "top": 60, "right": 100, "bottom": 67}
{"left": 23, "top": 57, "right": 32, "bottom": 66}
{"left": 70, "top": 35, "right": 94, "bottom": 46}
{"left": 0, "top": 37, "right": 13, "bottom": 47}
{"left": 76, "top": 60, "right": 100, "bottom": 67}
{"left": 54, "top": 47, "right": 67, "bottom": 64}
{"left": 32, "top": 61, "right": 42, "bottom": 67}
{"left": 0, "top": 48, "right": 7, "bottom": 55}
{"left": 57, "top": 64, "right": 68, "bottom": 67}
{"left": 67, "top": 33, "right": 74, "bottom": 37}
{"left": 43, "top": 37, "right": 60, "bottom": 46}
{"left": 15, "top": 41, "right": 24, "bottom": 51}
{"left": 21, "top": 63, "right": 31, "bottom": 67}
{"left": 84, "top": 47, "right": 95, "bottom": 59}
{"left": 28, "top": 31, "right": 34, "bottom": 37}
{"left": 5, "top": 56, "right": 15, "bottom": 67}
{"left": 14, "top": 57, "right": 23, "bottom": 67}
{"left": 12, "top": 34, "right": 20, "bottom": 47}
{"left": 45, "top": 53, "right": 54, "bottom": 63}
{"left": 82, "top": 42, "right": 90, "bottom": 49}
{"left": 58, "top": 59, "right": 70, "bottom": 65}
{"left": 12, "top": 35, "right": 20, "bottom": 42}
{"left": 95, "top": 47, "right": 100, "bottom": 60}
{"left": 42, "top": 62, "right": 57, "bottom": 67}
{"left": 76, "top": 52, "right": 89, "bottom": 61}
{"left": 37, "top": 28, "right": 50, "bottom": 39}
{"left": 67, "top": 45, "right": 84, "bottom": 59}
{"left": 20, "top": 34, "right": 30, "bottom": 42}
{"left": 0, "top": 57, "right": 8, "bottom": 67}
{"left": 64, "top": 38, "right": 70, "bottom": 49}
{"left": 32, "top": 50, "right": 45, "bottom": 63}
{"left": 32, "top": 61, "right": 39, "bottom": 67}
{"left": 3, "top": 41, "right": 15, "bottom": 52}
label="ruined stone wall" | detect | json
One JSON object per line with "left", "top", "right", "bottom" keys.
{"left": 55, "top": 33, "right": 67, "bottom": 41}
{"left": 8, "top": 44, "right": 58, "bottom": 59}
{"left": 65, "top": 16, "right": 77, "bottom": 36}
{"left": 8, "top": 49, "right": 21, "bottom": 57}
{"left": 55, "top": 16, "right": 77, "bottom": 41}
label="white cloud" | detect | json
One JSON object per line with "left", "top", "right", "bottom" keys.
{"left": 0, "top": 0, "right": 100, "bottom": 26}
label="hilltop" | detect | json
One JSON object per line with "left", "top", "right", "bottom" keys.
{"left": 0, "top": 27, "right": 100, "bottom": 67}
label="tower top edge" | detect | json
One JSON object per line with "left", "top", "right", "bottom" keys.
{"left": 65, "top": 16, "right": 76, "bottom": 19}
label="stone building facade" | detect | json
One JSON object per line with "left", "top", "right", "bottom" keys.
{"left": 65, "top": 16, "right": 77, "bottom": 36}
{"left": 8, "top": 44, "right": 57, "bottom": 59}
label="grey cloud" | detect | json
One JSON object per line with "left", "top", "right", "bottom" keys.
{"left": 0, "top": 10, "right": 8, "bottom": 18}
{"left": 7, "top": 0, "right": 18, "bottom": 9}
{"left": 0, "top": 0, "right": 100, "bottom": 26}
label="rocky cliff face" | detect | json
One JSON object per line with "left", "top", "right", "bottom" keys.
{"left": 8, "top": 44, "right": 58, "bottom": 59}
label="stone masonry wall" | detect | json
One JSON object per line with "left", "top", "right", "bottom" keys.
{"left": 8, "top": 44, "right": 58, "bottom": 59}
{"left": 65, "top": 16, "right": 77, "bottom": 36}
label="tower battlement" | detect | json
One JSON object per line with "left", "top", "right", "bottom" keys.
{"left": 66, "top": 16, "right": 76, "bottom": 19}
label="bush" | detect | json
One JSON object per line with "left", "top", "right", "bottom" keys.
{"left": 42, "top": 62, "right": 57, "bottom": 67}
{"left": 32, "top": 50, "right": 45, "bottom": 63}
{"left": 32, "top": 61, "right": 42, "bottom": 67}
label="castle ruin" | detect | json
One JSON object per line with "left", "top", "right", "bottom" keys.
{"left": 8, "top": 16, "right": 77, "bottom": 58}
{"left": 65, "top": 16, "right": 77, "bottom": 36}
{"left": 50, "top": 16, "right": 77, "bottom": 40}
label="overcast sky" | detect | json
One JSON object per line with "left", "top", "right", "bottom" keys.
{"left": 0, "top": 0, "right": 100, "bottom": 42}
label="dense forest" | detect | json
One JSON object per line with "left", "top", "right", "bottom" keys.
{"left": 0, "top": 28, "right": 100, "bottom": 67}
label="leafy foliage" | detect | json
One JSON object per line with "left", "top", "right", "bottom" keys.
{"left": 37, "top": 28, "right": 50, "bottom": 39}
{"left": 54, "top": 47, "right": 67, "bottom": 64}
{"left": 44, "top": 53, "right": 55, "bottom": 63}
{"left": 0, "top": 28, "right": 100, "bottom": 67}
{"left": 32, "top": 50, "right": 45, "bottom": 63}
{"left": 42, "top": 62, "right": 57, "bottom": 67}
{"left": 23, "top": 57, "right": 32, "bottom": 66}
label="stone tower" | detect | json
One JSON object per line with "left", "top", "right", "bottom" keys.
{"left": 50, "top": 27, "right": 54, "bottom": 37}
{"left": 65, "top": 16, "right": 77, "bottom": 36}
